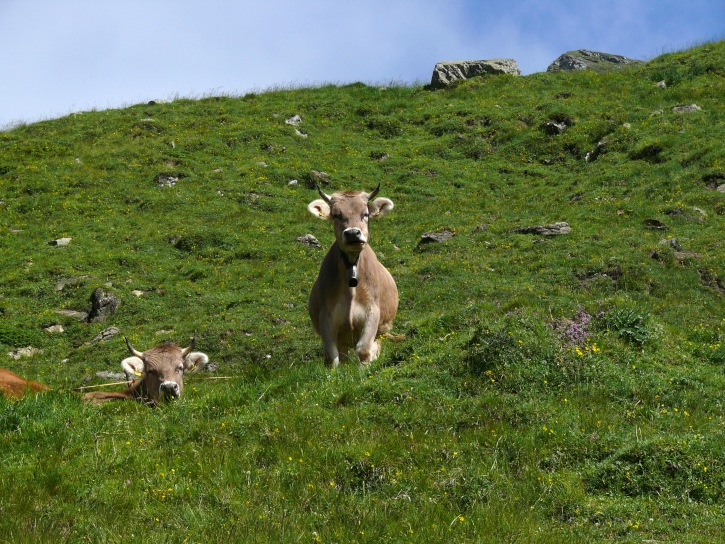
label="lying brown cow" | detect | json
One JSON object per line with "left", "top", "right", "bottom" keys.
{"left": 307, "top": 184, "right": 399, "bottom": 366}
{"left": 84, "top": 337, "right": 208, "bottom": 405}
{"left": 0, "top": 368, "right": 49, "bottom": 399}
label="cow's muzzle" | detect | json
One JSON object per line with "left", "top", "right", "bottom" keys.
{"left": 343, "top": 228, "right": 367, "bottom": 246}
{"left": 160, "top": 381, "right": 181, "bottom": 400}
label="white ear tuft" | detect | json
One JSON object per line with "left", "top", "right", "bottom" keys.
{"left": 184, "top": 352, "right": 209, "bottom": 374}
{"left": 121, "top": 356, "right": 145, "bottom": 382}
{"left": 308, "top": 199, "right": 331, "bottom": 219}
{"left": 369, "top": 197, "right": 394, "bottom": 218}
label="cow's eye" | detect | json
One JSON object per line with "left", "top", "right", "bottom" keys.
{"left": 362, "top": 212, "right": 370, "bottom": 221}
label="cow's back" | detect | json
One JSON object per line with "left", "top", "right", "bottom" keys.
{"left": 0, "top": 368, "right": 49, "bottom": 399}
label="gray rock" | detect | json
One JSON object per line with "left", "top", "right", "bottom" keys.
{"left": 55, "top": 309, "right": 90, "bottom": 321}
{"left": 49, "top": 237, "right": 72, "bottom": 246}
{"left": 8, "top": 347, "right": 40, "bottom": 360}
{"left": 674, "top": 250, "right": 703, "bottom": 261}
{"left": 96, "top": 370, "right": 126, "bottom": 381}
{"left": 673, "top": 104, "right": 701, "bottom": 113}
{"left": 156, "top": 174, "right": 178, "bottom": 188}
{"left": 514, "top": 222, "right": 571, "bottom": 236}
{"left": 55, "top": 275, "right": 90, "bottom": 291}
{"left": 547, "top": 50, "right": 642, "bottom": 73}
{"left": 298, "top": 234, "right": 321, "bottom": 248}
{"left": 89, "top": 326, "right": 121, "bottom": 344}
{"left": 431, "top": 59, "right": 520, "bottom": 89}
{"left": 643, "top": 219, "right": 668, "bottom": 230}
{"left": 285, "top": 115, "right": 302, "bottom": 126}
{"left": 418, "top": 229, "right": 456, "bottom": 246}
{"left": 87, "top": 288, "right": 121, "bottom": 323}
{"left": 543, "top": 121, "right": 567, "bottom": 135}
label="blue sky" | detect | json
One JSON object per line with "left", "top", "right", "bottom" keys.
{"left": 1, "top": 0, "right": 722, "bottom": 128}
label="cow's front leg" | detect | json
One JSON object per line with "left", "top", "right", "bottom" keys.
{"left": 355, "top": 309, "right": 381, "bottom": 364}
{"left": 319, "top": 316, "right": 340, "bottom": 368}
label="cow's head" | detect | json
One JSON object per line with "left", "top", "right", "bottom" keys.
{"left": 308, "top": 184, "right": 394, "bottom": 262}
{"left": 121, "top": 337, "right": 208, "bottom": 403}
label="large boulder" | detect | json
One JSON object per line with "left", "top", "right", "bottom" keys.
{"left": 547, "top": 50, "right": 642, "bottom": 73}
{"left": 431, "top": 59, "right": 520, "bottom": 89}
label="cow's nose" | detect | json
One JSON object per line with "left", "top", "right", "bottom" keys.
{"left": 343, "top": 228, "right": 365, "bottom": 243}
{"left": 160, "top": 381, "right": 180, "bottom": 399}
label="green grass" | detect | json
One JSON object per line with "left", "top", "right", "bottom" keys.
{"left": 0, "top": 41, "right": 723, "bottom": 542}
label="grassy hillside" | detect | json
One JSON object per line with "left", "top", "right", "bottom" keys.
{"left": 0, "top": 41, "right": 723, "bottom": 542}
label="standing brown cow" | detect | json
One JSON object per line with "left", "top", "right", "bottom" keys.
{"left": 84, "top": 337, "right": 208, "bottom": 405}
{"left": 307, "top": 185, "right": 398, "bottom": 366}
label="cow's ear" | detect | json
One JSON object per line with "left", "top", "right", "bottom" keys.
{"left": 369, "top": 197, "right": 394, "bottom": 218}
{"left": 121, "top": 356, "right": 145, "bottom": 382}
{"left": 308, "top": 199, "right": 331, "bottom": 219}
{"left": 184, "top": 352, "right": 209, "bottom": 374}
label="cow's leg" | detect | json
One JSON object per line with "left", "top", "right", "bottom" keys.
{"left": 355, "top": 309, "right": 381, "bottom": 364}
{"left": 319, "top": 317, "right": 340, "bottom": 368}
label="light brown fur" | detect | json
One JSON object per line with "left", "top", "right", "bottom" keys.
{"left": 308, "top": 188, "right": 398, "bottom": 366}
{"left": 84, "top": 339, "right": 207, "bottom": 405}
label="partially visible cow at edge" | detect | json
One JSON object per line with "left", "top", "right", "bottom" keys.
{"left": 0, "top": 368, "right": 48, "bottom": 399}
{"left": 84, "top": 337, "right": 208, "bottom": 405}
{"left": 307, "top": 184, "right": 399, "bottom": 367}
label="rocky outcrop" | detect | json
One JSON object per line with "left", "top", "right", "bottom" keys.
{"left": 547, "top": 50, "right": 642, "bottom": 73}
{"left": 431, "top": 59, "right": 520, "bottom": 89}
{"left": 87, "top": 288, "right": 121, "bottom": 323}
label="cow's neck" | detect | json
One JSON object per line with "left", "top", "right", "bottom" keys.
{"left": 337, "top": 245, "right": 366, "bottom": 288}
{"left": 128, "top": 377, "right": 148, "bottom": 400}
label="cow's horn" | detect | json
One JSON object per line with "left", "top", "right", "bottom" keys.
{"left": 367, "top": 184, "right": 380, "bottom": 200}
{"left": 181, "top": 333, "right": 197, "bottom": 357}
{"left": 125, "top": 337, "right": 144, "bottom": 359}
{"left": 316, "top": 183, "right": 332, "bottom": 204}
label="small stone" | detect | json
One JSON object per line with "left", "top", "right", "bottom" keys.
{"left": 55, "top": 309, "right": 90, "bottom": 321}
{"left": 96, "top": 370, "right": 126, "bottom": 381}
{"left": 672, "top": 104, "right": 701, "bottom": 113}
{"left": 298, "top": 234, "right": 321, "bottom": 248}
{"left": 89, "top": 327, "right": 121, "bottom": 344}
{"left": 643, "top": 219, "right": 668, "bottom": 230}
{"left": 285, "top": 115, "right": 302, "bottom": 126}
{"left": 418, "top": 229, "right": 456, "bottom": 245}
{"left": 513, "top": 222, "right": 571, "bottom": 236}
{"left": 156, "top": 174, "right": 178, "bottom": 188}
{"left": 8, "top": 347, "right": 40, "bottom": 360}
{"left": 49, "top": 237, "right": 72, "bottom": 246}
